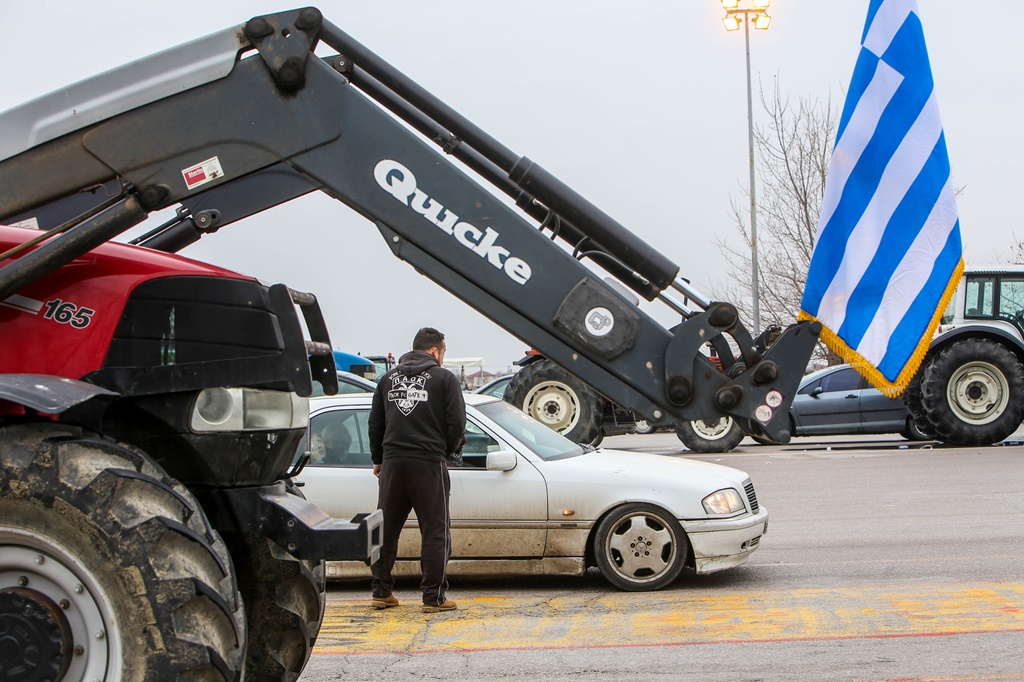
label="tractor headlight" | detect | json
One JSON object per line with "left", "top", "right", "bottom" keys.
{"left": 702, "top": 488, "right": 745, "bottom": 515}
{"left": 191, "top": 388, "right": 309, "bottom": 432}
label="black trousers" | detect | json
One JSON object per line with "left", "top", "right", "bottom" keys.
{"left": 370, "top": 456, "right": 452, "bottom": 605}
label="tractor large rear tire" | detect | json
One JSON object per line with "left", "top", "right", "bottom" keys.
{"left": 675, "top": 416, "right": 745, "bottom": 453}
{"left": 0, "top": 422, "right": 245, "bottom": 680}
{"left": 919, "top": 338, "right": 1024, "bottom": 445}
{"left": 902, "top": 371, "right": 937, "bottom": 439}
{"left": 227, "top": 484, "right": 326, "bottom": 682}
{"left": 506, "top": 359, "right": 605, "bottom": 445}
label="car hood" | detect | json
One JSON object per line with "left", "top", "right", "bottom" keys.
{"left": 538, "top": 448, "right": 752, "bottom": 520}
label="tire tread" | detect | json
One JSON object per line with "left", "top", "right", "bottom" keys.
{"left": 919, "top": 339, "right": 1024, "bottom": 445}
{"left": 0, "top": 422, "right": 246, "bottom": 679}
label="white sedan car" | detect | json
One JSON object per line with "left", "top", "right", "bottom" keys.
{"left": 297, "top": 393, "right": 768, "bottom": 591}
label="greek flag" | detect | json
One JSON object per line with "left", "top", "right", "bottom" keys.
{"left": 799, "top": 0, "right": 962, "bottom": 397}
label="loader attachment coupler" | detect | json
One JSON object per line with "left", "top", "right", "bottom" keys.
{"left": 662, "top": 297, "right": 821, "bottom": 443}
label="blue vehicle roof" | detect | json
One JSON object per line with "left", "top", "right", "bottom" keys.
{"left": 333, "top": 350, "right": 373, "bottom": 369}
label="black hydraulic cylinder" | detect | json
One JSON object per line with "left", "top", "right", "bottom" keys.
{"left": 319, "top": 20, "right": 680, "bottom": 296}
{"left": 0, "top": 195, "right": 147, "bottom": 301}
{"left": 509, "top": 158, "right": 679, "bottom": 292}
{"left": 320, "top": 21, "right": 519, "bottom": 171}
{"left": 141, "top": 217, "right": 202, "bottom": 253}
{"left": 345, "top": 63, "right": 664, "bottom": 300}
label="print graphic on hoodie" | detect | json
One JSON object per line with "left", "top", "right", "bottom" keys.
{"left": 387, "top": 372, "right": 430, "bottom": 415}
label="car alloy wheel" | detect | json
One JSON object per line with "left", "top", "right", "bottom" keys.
{"left": 594, "top": 503, "right": 687, "bottom": 591}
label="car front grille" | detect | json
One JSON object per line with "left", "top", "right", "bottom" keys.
{"left": 743, "top": 479, "right": 759, "bottom": 514}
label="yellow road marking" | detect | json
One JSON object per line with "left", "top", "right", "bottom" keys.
{"left": 314, "top": 581, "right": 1024, "bottom": 656}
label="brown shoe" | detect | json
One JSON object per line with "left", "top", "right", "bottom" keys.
{"left": 422, "top": 599, "right": 457, "bottom": 613}
{"left": 371, "top": 594, "right": 399, "bottom": 610}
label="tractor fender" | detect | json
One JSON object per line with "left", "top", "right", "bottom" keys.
{"left": 929, "top": 324, "right": 1024, "bottom": 361}
{"left": 0, "top": 373, "right": 117, "bottom": 413}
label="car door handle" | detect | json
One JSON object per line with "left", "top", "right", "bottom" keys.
{"left": 845, "top": 394, "right": 857, "bottom": 399}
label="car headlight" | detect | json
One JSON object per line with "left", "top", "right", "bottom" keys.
{"left": 702, "top": 488, "right": 746, "bottom": 515}
{"left": 190, "top": 388, "right": 309, "bottom": 432}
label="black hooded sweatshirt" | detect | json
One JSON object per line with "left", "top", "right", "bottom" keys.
{"left": 368, "top": 350, "right": 466, "bottom": 465}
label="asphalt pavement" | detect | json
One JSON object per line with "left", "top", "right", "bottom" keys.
{"left": 302, "top": 431, "right": 1024, "bottom": 681}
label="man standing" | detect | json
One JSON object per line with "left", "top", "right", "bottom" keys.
{"left": 368, "top": 327, "right": 466, "bottom": 613}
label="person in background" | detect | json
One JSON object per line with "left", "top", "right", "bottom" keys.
{"left": 368, "top": 327, "right": 466, "bottom": 613}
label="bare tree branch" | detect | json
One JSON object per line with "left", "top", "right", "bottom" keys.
{"left": 1011, "top": 232, "right": 1024, "bottom": 264}
{"left": 712, "top": 78, "right": 839, "bottom": 365}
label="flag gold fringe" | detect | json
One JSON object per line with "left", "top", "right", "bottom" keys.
{"left": 797, "top": 258, "right": 964, "bottom": 398}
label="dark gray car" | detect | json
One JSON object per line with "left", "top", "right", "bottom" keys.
{"left": 788, "top": 364, "right": 927, "bottom": 440}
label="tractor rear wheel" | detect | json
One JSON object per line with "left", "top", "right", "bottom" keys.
{"left": 506, "top": 359, "right": 605, "bottom": 445}
{"left": 902, "top": 372, "right": 937, "bottom": 439}
{"left": 0, "top": 422, "right": 245, "bottom": 680}
{"left": 919, "top": 338, "right": 1024, "bottom": 445}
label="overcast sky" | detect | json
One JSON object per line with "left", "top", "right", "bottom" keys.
{"left": 2, "top": 2, "right": 1014, "bottom": 373}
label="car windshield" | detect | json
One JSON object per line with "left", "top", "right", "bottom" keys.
{"left": 478, "top": 379, "right": 510, "bottom": 398}
{"left": 476, "top": 400, "right": 584, "bottom": 461}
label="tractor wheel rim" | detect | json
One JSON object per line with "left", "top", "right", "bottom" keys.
{"left": 947, "top": 361, "right": 1009, "bottom": 425}
{"left": 691, "top": 416, "right": 734, "bottom": 440}
{"left": 0, "top": 528, "right": 120, "bottom": 681}
{"left": 523, "top": 381, "right": 580, "bottom": 432}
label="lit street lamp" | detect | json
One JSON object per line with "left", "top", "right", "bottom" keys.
{"left": 721, "top": 0, "right": 771, "bottom": 333}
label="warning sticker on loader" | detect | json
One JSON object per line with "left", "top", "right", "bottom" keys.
{"left": 182, "top": 156, "right": 224, "bottom": 191}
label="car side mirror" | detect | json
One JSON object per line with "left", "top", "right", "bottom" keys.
{"left": 811, "top": 386, "right": 824, "bottom": 398}
{"left": 486, "top": 450, "right": 518, "bottom": 471}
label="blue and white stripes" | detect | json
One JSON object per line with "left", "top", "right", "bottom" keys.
{"left": 799, "top": 0, "right": 962, "bottom": 396}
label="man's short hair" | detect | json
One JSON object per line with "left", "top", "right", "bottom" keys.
{"left": 412, "top": 327, "right": 445, "bottom": 352}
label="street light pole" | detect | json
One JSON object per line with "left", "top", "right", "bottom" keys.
{"left": 721, "top": 0, "right": 771, "bottom": 333}
{"left": 743, "top": 13, "right": 760, "bottom": 333}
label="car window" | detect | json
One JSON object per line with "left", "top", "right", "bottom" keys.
{"left": 820, "top": 368, "right": 863, "bottom": 393}
{"left": 479, "top": 379, "right": 510, "bottom": 398}
{"left": 297, "top": 406, "right": 510, "bottom": 470}
{"left": 798, "top": 378, "right": 821, "bottom": 395}
{"left": 311, "top": 373, "right": 376, "bottom": 397}
{"left": 477, "top": 399, "right": 583, "bottom": 461}
{"left": 298, "top": 408, "right": 374, "bottom": 467}
{"left": 336, "top": 380, "right": 372, "bottom": 395}
{"left": 456, "top": 420, "right": 507, "bottom": 469}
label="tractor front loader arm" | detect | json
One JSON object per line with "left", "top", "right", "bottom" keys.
{"left": 0, "top": 8, "right": 818, "bottom": 441}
